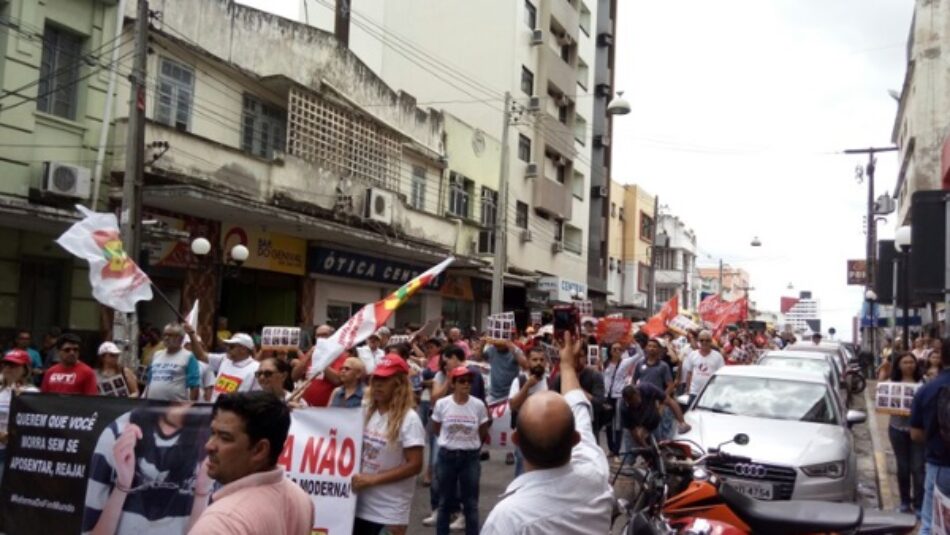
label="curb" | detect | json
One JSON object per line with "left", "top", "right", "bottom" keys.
{"left": 864, "top": 380, "right": 895, "bottom": 511}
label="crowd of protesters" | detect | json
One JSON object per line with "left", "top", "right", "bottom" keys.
{"left": 2, "top": 315, "right": 949, "bottom": 534}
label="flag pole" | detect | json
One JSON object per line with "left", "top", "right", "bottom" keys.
{"left": 149, "top": 282, "right": 187, "bottom": 324}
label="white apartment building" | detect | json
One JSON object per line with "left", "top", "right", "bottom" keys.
{"left": 285, "top": 0, "right": 619, "bottom": 312}
{"left": 653, "top": 213, "right": 701, "bottom": 311}
{"left": 782, "top": 291, "right": 821, "bottom": 334}
{"left": 892, "top": 0, "right": 950, "bottom": 224}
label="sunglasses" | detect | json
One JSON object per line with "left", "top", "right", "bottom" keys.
{"left": 60, "top": 347, "right": 79, "bottom": 353}
{"left": 255, "top": 370, "right": 276, "bottom": 378}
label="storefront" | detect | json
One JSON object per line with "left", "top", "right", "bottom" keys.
{"left": 440, "top": 274, "right": 477, "bottom": 331}
{"left": 218, "top": 223, "right": 307, "bottom": 333}
{"left": 308, "top": 246, "right": 445, "bottom": 330}
{"left": 537, "top": 276, "right": 588, "bottom": 304}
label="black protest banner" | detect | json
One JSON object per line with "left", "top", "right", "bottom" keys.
{"left": 0, "top": 394, "right": 212, "bottom": 535}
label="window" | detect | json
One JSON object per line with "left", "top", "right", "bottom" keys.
{"left": 554, "top": 220, "right": 564, "bottom": 242}
{"left": 619, "top": 207, "right": 625, "bottom": 220}
{"left": 657, "top": 248, "right": 676, "bottom": 270}
{"left": 565, "top": 225, "right": 583, "bottom": 254}
{"left": 556, "top": 165, "right": 567, "bottom": 184}
{"left": 572, "top": 170, "right": 584, "bottom": 199}
{"left": 558, "top": 103, "right": 570, "bottom": 124}
{"left": 638, "top": 262, "right": 650, "bottom": 292}
{"left": 611, "top": 203, "right": 617, "bottom": 218}
{"left": 579, "top": 2, "right": 592, "bottom": 35}
{"left": 640, "top": 212, "right": 654, "bottom": 241}
{"left": 410, "top": 166, "right": 426, "bottom": 210}
{"left": 480, "top": 186, "right": 498, "bottom": 227}
{"left": 576, "top": 58, "right": 589, "bottom": 90}
{"left": 521, "top": 66, "right": 534, "bottom": 95}
{"left": 516, "top": 201, "right": 529, "bottom": 229}
{"left": 518, "top": 134, "right": 532, "bottom": 163}
{"left": 524, "top": 0, "right": 537, "bottom": 29}
{"left": 448, "top": 172, "right": 473, "bottom": 218}
{"left": 574, "top": 114, "right": 587, "bottom": 145}
{"left": 242, "top": 95, "right": 286, "bottom": 158}
{"left": 38, "top": 26, "right": 82, "bottom": 120}
{"left": 156, "top": 58, "right": 195, "bottom": 130}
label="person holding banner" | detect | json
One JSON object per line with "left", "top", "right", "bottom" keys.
{"left": 910, "top": 339, "right": 950, "bottom": 535}
{"left": 353, "top": 354, "right": 425, "bottom": 535}
{"left": 431, "top": 366, "right": 489, "bottom": 535}
{"left": 189, "top": 392, "right": 313, "bottom": 534}
{"left": 0, "top": 349, "right": 38, "bottom": 483}
{"left": 185, "top": 327, "right": 261, "bottom": 402}
{"left": 256, "top": 358, "right": 306, "bottom": 407}
{"left": 887, "top": 352, "right": 925, "bottom": 514}
{"left": 143, "top": 325, "right": 200, "bottom": 402}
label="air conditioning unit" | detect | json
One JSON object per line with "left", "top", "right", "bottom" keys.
{"left": 551, "top": 242, "right": 564, "bottom": 254}
{"left": 525, "top": 162, "right": 539, "bottom": 178}
{"left": 594, "top": 134, "right": 610, "bottom": 148}
{"left": 593, "top": 185, "right": 608, "bottom": 198}
{"left": 597, "top": 31, "right": 614, "bottom": 47}
{"left": 527, "top": 96, "right": 541, "bottom": 112}
{"left": 595, "top": 83, "right": 612, "bottom": 97}
{"left": 363, "top": 188, "right": 394, "bottom": 225}
{"left": 530, "top": 29, "right": 544, "bottom": 45}
{"left": 42, "top": 162, "right": 92, "bottom": 199}
{"left": 520, "top": 229, "right": 533, "bottom": 243}
{"left": 556, "top": 34, "right": 573, "bottom": 47}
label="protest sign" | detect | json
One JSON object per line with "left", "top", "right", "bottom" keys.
{"left": 279, "top": 407, "right": 363, "bottom": 535}
{"left": 529, "top": 311, "right": 542, "bottom": 326}
{"left": 484, "top": 400, "right": 514, "bottom": 452}
{"left": 96, "top": 373, "right": 132, "bottom": 397}
{"left": 0, "top": 394, "right": 212, "bottom": 535}
{"left": 596, "top": 317, "right": 632, "bottom": 345}
{"left": 541, "top": 343, "right": 560, "bottom": 365}
{"left": 873, "top": 381, "right": 919, "bottom": 416}
{"left": 486, "top": 312, "right": 515, "bottom": 342}
{"left": 576, "top": 300, "right": 594, "bottom": 318}
{"left": 1, "top": 396, "right": 363, "bottom": 535}
{"left": 261, "top": 326, "right": 302, "bottom": 351}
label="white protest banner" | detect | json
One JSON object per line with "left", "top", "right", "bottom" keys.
{"left": 281, "top": 407, "right": 363, "bottom": 535}
{"left": 934, "top": 484, "right": 949, "bottom": 535}
{"left": 484, "top": 400, "right": 514, "bottom": 452}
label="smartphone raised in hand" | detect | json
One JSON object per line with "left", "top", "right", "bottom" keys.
{"left": 552, "top": 305, "right": 579, "bottom": 344}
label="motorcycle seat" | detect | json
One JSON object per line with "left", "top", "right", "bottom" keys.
{"left": 721, "top": 482, "right": 863, "bottom": 534}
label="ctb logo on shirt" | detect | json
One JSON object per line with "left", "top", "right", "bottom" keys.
{"left": 49, "top": 372, "right": 77, "bottom": 384}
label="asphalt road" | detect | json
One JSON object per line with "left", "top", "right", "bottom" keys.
{"left": 407, "top": 392, "right": 882, "bottom": 533}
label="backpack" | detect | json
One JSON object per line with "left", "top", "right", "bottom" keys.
{"left": 938, "top": 385, "right": 950, "bottom": 445}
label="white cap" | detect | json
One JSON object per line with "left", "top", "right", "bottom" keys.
{"left": 98, "top": 341, "right": 121, "bottom": 356}
{"left": 223, "top": 333, "right": 255, "bottom": 350}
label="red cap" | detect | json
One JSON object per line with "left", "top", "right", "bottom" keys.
{"left": 449, "top": 366, "right": 473, "bottom": 380}
{"left": 2, "top": 350, "right": 30, "bottom": 367}
{"left": 372, "top": 353, "right": 410, "bottom": 377}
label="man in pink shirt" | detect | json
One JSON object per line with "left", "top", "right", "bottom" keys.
{"left": 190, "top": 392, "right": 313, "bottom": 534}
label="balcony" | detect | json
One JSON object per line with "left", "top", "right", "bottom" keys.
{"left": 541, "top": 41, "right": 576, "bottom": 97}
{"left": 532, "top": 176, "right": 572, "bottom": 220}
{"left": 538, "top": 114, "right": 577, "bottom": 161}
{"left": 547, "top": 0, "right": 579, "bottom": 41}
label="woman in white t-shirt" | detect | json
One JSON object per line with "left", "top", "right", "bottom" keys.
{"left": 0, "top": 350, "right": 39, "bottom": 483}
{"left": 352, "top": 354, "right": 425, "bottom": 535}
{"left": 431, "top": 366, "right": 489, "bottom": 535}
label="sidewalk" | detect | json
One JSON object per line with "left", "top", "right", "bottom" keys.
{"left": 864, "top": 379, "right": 901, "bottom": 512}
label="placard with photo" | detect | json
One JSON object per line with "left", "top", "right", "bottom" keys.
{"left": 486, "top": 312, "right": 516, "bottom": 342}
{"left": 873, "top": 381, "right": 920, "bottom": 416}
{"left": 529, "top": 311, "right": 543, "bottom": 326}
{"left": 576, "top": 300, "right": 594, "bottom": 318}
{"left": 261, "top": 326, "right": 301, "bottom": 351}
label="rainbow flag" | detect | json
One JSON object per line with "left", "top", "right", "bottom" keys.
{"left": 307, "top": 256, "right": 454, "bottom": 376}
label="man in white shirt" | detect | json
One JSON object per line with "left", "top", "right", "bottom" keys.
{"left": 681, "top": 330, "right": 725, "bottom": 405}
{"left": 185, "top": 325, "right": 260, "bottom": 401}
{"left": 356, "top": 332, "right": 386, "bottom": 374}
{"left": 482, "top": 332, "right": 612, "bottom": 535}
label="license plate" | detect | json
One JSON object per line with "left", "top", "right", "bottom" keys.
{"left": 725, "top": 478, "right": 774, "bottom": 500}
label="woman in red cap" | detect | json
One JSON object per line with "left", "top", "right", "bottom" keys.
{"left": 430, "top": 365, "right": 489, "bottom": 535}
{"left": 352, "top": 354, "right": 425, "bottom": 535}
{"left": 0, "top": 349, "right": 38, "bottom": 483}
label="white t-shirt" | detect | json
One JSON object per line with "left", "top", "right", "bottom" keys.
{"left": 356, "top": 346, "right": 384, "bottom": 374}
{"left": 508, "top": 373, "right": 549, "bottom": 400}
{"left": 683, "top": 349, "right": 725, "bottom": 395}
{"left": 197, "top": 361, "right": 216, "bottom": 389}
{"left": 208, "top": 353, "right": 260, "bottom": 401}
{"left": 431, "top": 395, "right": 489, "bottom": 450}
{"left": 356, "top": 408, "right": 425, "bottom": 525}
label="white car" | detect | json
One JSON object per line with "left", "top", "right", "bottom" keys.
{"left": 678, "top": 366, "right": 865, "bottom": 502}
{"left": 757, "top": 350, "right": 846, "bottom": 405}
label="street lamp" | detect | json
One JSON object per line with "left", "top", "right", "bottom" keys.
{"left": 190, "top": 237, "right": 211, "bottom": 257}
{"left": 894, "top": 225, "right": 912, "bottom": 348}
{"left": 607, "top": 91, "right": 631, "bottom": 116}
{"left": 750, "top": 236, "right": 762, "bottom": 247}
{"left": 229, "top": 244, "right": 249, "bottom": 266}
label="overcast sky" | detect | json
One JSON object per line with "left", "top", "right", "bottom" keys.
{"left": 237, "top": 0, "right": 914, "bottom": 340}
{"left": 613, "top": 0, "right": 913, "bottom": 339}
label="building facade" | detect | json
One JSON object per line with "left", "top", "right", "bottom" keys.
{"left": 781, "top": 291, "right": 821, "bottom": 334}
{"left": 891, "top": 0, "right": 950, "bottom": 224}
{"left": 0, "top": 0, "right": 121, "bottom": 350}
{"left": 605, "top": 178, "right": 624, "bottom": 308}
{"left": 654, "top": 213, "right": 700, "bottom": 311}
{"left": 618, "top": 183, "right": 654, "bottom": 317}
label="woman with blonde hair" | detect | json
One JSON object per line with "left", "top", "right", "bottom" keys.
{"left": 352, "top": 354, "right": 425, "bottom": 535}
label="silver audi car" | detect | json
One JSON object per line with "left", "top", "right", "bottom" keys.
{"left": 677, "top": 366, "right": 865, "bottom": 502}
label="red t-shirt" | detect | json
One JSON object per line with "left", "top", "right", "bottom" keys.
{"left": 302, "top": 355, "right": 347, "bottom": 407}
{"left": 41, "top": 361, "right": 99, "bottom": 395}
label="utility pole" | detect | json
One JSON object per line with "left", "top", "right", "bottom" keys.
{"left": 718, "top": 258, "right": 724, "bottom": 297}
{"left": 116, "top": 0, "right": 149, "bottom": 368}
{"left": 843, "top": 146, "right": 897, "bottom": 361}
{"left": 490, "top": 92, "right": 512, "bottom": 314}
{"left": 646, "top": 195, "right": 659, "bottom": 314}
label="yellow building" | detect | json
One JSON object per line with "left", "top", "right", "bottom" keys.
{"left": 617, "top": 184, "right": 655, "bottom": 318}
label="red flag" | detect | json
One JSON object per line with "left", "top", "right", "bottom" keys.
{"left": 642, "top": 294, "right": 679, "bottom": 337}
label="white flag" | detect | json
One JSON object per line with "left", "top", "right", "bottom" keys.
{"left": 55, "top": 205, "right": 152, "bottom": 312}
{"left": 185, "top": 300, "right": 199, "bottom": 331}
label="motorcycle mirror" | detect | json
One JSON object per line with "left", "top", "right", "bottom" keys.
{"left": 734, "top": 433, "right": 750, "bottom": 446}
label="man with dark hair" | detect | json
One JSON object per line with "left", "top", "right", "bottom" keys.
{"left": 41, "top": 333, "right": 97, "bottom": 395}
{"left": 11, "top": 329, "right": 42, "bottom": 374}
{"left": 910, "top": 337, "right": 950, "bottom": 535}
{"left": 482, "top": 333, "right": 612, "bottom": 534}
{"left": 190, "top": 391, "right": 313, "bottom": 534}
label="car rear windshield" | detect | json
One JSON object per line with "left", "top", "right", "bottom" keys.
{"left": 695, "top": 374, "right": 837, "bottom": 424}
{"left": 759, "top": 357, "right": 830, "bottom": 376}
